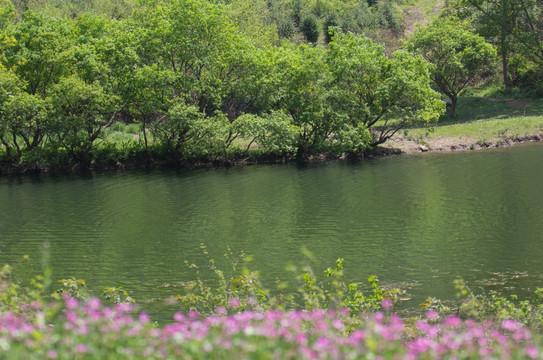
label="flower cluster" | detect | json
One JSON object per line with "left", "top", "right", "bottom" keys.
{"left": 0, "top": 295, "right": 540, "bottom": 359}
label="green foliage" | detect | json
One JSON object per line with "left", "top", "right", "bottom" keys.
{"left": 177, "top": 244, "right": 271, "bottom": 314}
{"left": 455, "top": 0, "right": 543, "bottom": 87}
{"left": 294, "top": 259, "right": 398, "bottom": 314}
{"left": 408, "top": 18, "right": 498, "bottom": 115}
{"left": 277, "top": 16, "right": 297, "bottom": 39}
{"left": 177, "top": 246, "right": 401, "bottom": 318}
{"left": 328, "top": 31, "right": 444, "bottom": 146}
{"left": 229, "top": 111, "right": 300, "bottom": 155}
{"left": 148, "top": 103, "right": 206, "bottom": 158}
{"left": 323, "top": 10, "right": 339, "bottom": 43}
{"left": 300, "top": 13, "right": 319, "bottom": 43}
{"left": 47, "top": 75, "right": 116, "bottom": 163}
{"left": 102, "top": 286, "right": 134, "bottom": 304}
{"left": 0, "top": 257, "right": 55, "bottom": 317}
{"left": 0, "top": 0, "right": 449, "bottom": 171}
{"left": 225, "top": 0, "right": 279, "bottom": 46}
{"left": 422, "top": 278, "right": 543, "bottom": 333}
{"left": 57, "top": 278, "right": 88, "bottom": 299}
{"left": 376, "top": 0, "right": 403, "bottom": 33}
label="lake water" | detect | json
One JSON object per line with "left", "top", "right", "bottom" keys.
{"left": 1, "top": 143, "right": 543, "bottom": 320}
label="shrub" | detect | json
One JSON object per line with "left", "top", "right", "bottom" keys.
{"left": 300, "top": 14, "right": 320, "bottom": 43}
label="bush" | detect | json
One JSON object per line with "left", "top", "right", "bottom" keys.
{"left": 300, "top": 14, "right": 320, "bottom": 43}
{"left": 323, "top": 11, "right": 339, "bottom": 43}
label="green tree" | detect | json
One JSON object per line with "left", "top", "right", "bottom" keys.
{"left": 47, "top": 76, "right": 117, "bottom": 165}
{"left": 274, "top": 44, "right": 335, "bottom": 155}
{"left": 323, "top": 10, "right": 339, "bottom": 43}
{"left": 327, "top": 32, "right": 444, "bottom": 147}
{"left": 457, "top": 0, "right": 542, "bottom": 67}
{"left": 3, "top": 11, "right": 73, "bottom": 97}
{"left": 454, "top": 0, "right": 543, "bottom": 91}
{"left": 1, "top": 92, "right": 47, "bottom": 162}
{"left": 300, "top": 13, "right": 319, "bottom": 43}
{"left": 408, "top": 18, "right": 497, "bottom": 116}
{"left": 225, "top": 0, "right": 279, "bottom": 46}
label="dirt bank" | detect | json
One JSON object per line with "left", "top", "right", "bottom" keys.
{"left": 383, "top": 132, "right": 543, "bottom": 154}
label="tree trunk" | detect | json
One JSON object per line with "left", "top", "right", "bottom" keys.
{"left": 502, "top": 52, "right": 510, "bottom": 88}
{"left": 448, "top": 95, "right": 457, "bottom": 116}
{"left": 501, "top": 34, "right": 510, "bottom": 88}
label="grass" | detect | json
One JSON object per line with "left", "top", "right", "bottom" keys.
{"left": 390, "top": 94, "right": 543, "bottom": 151}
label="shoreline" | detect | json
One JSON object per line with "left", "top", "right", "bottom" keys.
{"left": 1, "top": 133, "right": 542, "bottom": 177}
{"left": 382, "top": 132, "right": 543, "bottom": 154}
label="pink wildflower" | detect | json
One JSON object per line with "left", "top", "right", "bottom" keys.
{"left": 215, "top": 306, "right": 227, "bottom": 315}
{"left": 333, "top": 319, "right": 344, "bottom": 330}
{"left": 349, "top": 330, "right": 365, "bottom": 345}
{"left": 31, "top": 301, "right": 41, "bottom": 310}
{"left": 525, "top": 345, "right": 539, "bottom": 359}
{"left": 87, "top": 297, "right": 101, "bottom": 311}
{"left": 76, "top": 344, "right": 88, "bottom": 353}
{"left": 444, "top": 316, "right": 462, "bottom": 328}
{"left": 501, "top": 319, "right": 521, "bottom": 332}
{"left": 139, "top": 313, "right": 150, "bottom": 323}
{"left": 46, "top": 350, "right": 58, "bottom": 359}
{"left": 314, "top": 336, "right": 331, "bottom": 349}
{"left": 425, "top": 310, "right": 438, "bottom": 321}
{"left": 296, "top": 333, "right": 308, "bottom": 345}
{"left": 66, "top": 312, "right": 78, "bottom": 323}
{"left": 381, "top": 299, "right": 393, "bottom": 309}
{"left": 173, "top": 312, "right": 185, "bottom": 322}
{"left": 229, "top": 298, "right": 241, "bottom": 309}
{"left": 188, "top": 310, "right": 199, "bottom": 319}
{"left": 65, "top": 297, "right": 78, "bottom": 310}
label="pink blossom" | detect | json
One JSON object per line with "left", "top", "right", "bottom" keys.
{"left": 229, "top": 298, "right": 241, "bottom": 308}
{"left": 444, "top": 316, "right": 462, "bottom": 328}
{"left": 87, "top": 297, "right": 101, "bottom": 310}
{"left": 313, "top": 336, "right": 331, "bottom": 349}
{"left": 332, "top": 319, "right": 344, "bottom": 330}
{"left": 215, "top": 306, "right": 227, "bottom": 315}
{"left": 65, "top": 297, "right": 78, "bottom": 310}
{"left": 349, "top": 330, "right": 365, "bottom": 345}
{"left": 46, "top": 350, "right": 58, "bottom": 359}
{"left": 66, "top": 312, "right": 78, "bottom": 323}
{"left": 173, "top": 312, "right": 185, "bottom": 322}
{"left": 525, "top": 345, "right": 539, "bottom": 359}
{"left": 76, "top": 344, "right": 88, "bottom": 353}
{"left": 425, "top": 310, "right": 438, "bottom": 321}
{"left": 139, "top": 313, "right": 150, "bottom": 324}
{"left": 502, "top": 319, "right": 522, "bottom": 332}
{"left": 296, "top": 333, "right": 308, "bottom": 345}
{"left": 188, "top": 310, "right": 199, "bottom": 320}
{"left": 31, "top": 301, "right": 41, "bottom": 310}
{"left": 381, "top": 299, "right": 393, "bottom": 309}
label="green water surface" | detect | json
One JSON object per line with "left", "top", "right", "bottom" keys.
{"left": 1, "top": 143, "right": 543, "bottom": 319}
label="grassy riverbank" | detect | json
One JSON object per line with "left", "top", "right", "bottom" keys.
{"left": 385, "top": 94, "right": 543, "bottom": 153}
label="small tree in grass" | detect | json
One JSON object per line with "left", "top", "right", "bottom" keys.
{"left": 408, "top": 18, "right": 497, "bottom": 116}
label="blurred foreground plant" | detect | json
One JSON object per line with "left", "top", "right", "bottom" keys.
{"left": 177, "top": 245, "right": 404, "bottom": 321}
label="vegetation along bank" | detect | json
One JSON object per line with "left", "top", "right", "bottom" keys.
{"left": 0, "top": 0, "right": 542, "bottom": 174}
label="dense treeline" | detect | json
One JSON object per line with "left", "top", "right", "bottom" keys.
{"left": 1, "top": 0, "right": 541, "bottom": 172}
{"left": 0, "top": 0, "right": 444, "bottom": 172}
{"left": 9, "top": 0, "right": 405, "bottom": 45}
